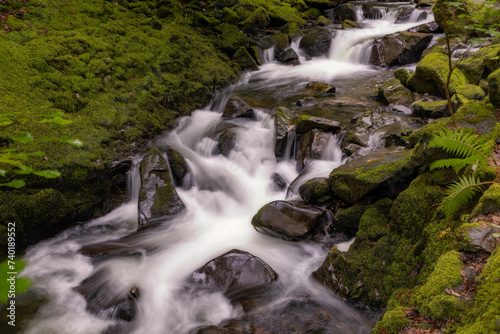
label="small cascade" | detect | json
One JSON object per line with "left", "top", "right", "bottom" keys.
{"left": 357, "top": 131, "right": 385, "bottom": 156}
{"left": 126, "top": 159, "right": 141, "bottom": 204}
{"left": 290, "top": 36, "right": 307, "bottom": 63}
{"left": 355, "top": 5, "right": 365, "bottom": 22}
{"left": 262, "top": 47, "right": 275, "bottom": 64}
{"left": 408, "top": 8, "right": 427, "bottom": 23}
{"left": 322, "top": 134, "right": 343, "bottom": 161}
{"left": 284, "top": 131, "right": 297, "bottom": 160}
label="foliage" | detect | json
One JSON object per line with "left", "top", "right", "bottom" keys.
{"left": 0, "top": 110, "right": 82, "bottom": 188}
{"left": 428, "top": 128, "right": 499, "bottom": 218}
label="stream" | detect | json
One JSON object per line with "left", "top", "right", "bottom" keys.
{"left": 16, "top": 3, "right": 434, "bottom": 333}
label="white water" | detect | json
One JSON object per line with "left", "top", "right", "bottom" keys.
{"left": 19, "top": 3, "right": 433, "bottom": 333}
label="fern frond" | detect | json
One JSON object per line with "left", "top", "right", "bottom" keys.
{"left": 429, "top": 157, "right": 479, "bottom": 172}
{"left": 441, "top": 175, "right": 485, "bottom": 219}
{"left": 428, "top": 129, "right": 492, "bottom": 164}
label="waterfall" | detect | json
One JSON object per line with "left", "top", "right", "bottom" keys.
{"left": 20, "top": 2, "right": 434, "bottom": 333}
{"left": 355, "top": 5, "right": 364, "bottom": 22}
{"left": 262, "top": 47, "right": 275, "bottom": 64}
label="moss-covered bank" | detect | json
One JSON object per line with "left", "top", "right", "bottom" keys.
{"left": 0, "top": 0, "right": 316, "bottom": 258}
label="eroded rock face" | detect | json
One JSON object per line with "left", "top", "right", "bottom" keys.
{"left": 189, "top": 249, "right": 278, "bottom": 295}
{"left": 278, "top": 48, "right": 300, "bottom": 65}
{"left": 274, "top": 107, "right": 298, "bottom": 158}
{"left": 370, "top": 31, "right": 432, "bottom": 67}
{"left": 296, "top": 129, "right": 333, "bottom": 171}
{"left": 139, "top": 147, "right": 185, "bottom": 226}
{"left": 251, "top": 200, "right": 329, "bottom": 241}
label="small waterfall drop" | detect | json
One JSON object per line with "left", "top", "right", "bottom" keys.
{"left": 262, "top": 47, "right": 275, "bottom": 64}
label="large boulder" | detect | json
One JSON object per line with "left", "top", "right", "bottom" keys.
{"left": 251, "top": 200, "right": 329, "bottom": 241}
{"left": 189, "top": 249, "right": 278, "bottom": 296}
{"left": 328, "top": 150, "right": 420, "bottom": 204}
{"left": 370, "top": 32, "right": 433, "bottom": 67}
{"left": 233, "top": 46, "right": 259, "bottom": 71}
{"left": 412, "top": 100, "right": 449, "bottom": 118}
{"left": 298, "top": 177, "right": 333, "bottom": 206}
{"left": 138, "top": 147, "right": 185, "bottom": 226}
{"left": 407, "top": 52, "right": 469, "bottom": 98}
{"left": 299, "top": 27, "right": 333, "bottom": 58}
{"left": 277, "top": 48, "right": 300, "bottom": 65}
{"left": 456, "top": 44, "right": 500, "bottom": 85}
{"left": 488, "top": 68, "right": 500, "bottom": 108}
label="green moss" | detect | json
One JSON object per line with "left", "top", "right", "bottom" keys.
{"left": 488, "top": 68, "right": 500, "bottom": 108}
{"left": 271, "top": 32, "right": 290, "bottom": 54}
{"left": 316, "top": 15, "right": 331, "bottom": 26}
{"left": 394, "top": 68, "right": 410, "bottom": 86}
{"left": 358, "top": 201, "right": 391, "bottom": 242}
{"left": 342, "top": 19, "right": 361, "bottom": 29}
{"left": 301, "top": 8, "right": 322, "bottom": 20}
{"left": 456, "top": 246, "right": 500, "bottom": 333}
{"left": 472, "top": 183, "right": 500, "bottom": 216}
{"left": 456, "top": 99, "right": 495, "bottom": 124}
{"left": 371, "top": 307, "right": 410, "bottom": 334}
{"left": 455, "top": 84, "right": 486, "bottom": 100}
{"left": 281, "top": 22, "right": 303, "bottom": 40}
{"left": 218, "top": 23, "right": 249, "bottom": 54}
{"left": 389, "top": 170, "right": 452, "bottom": 241}
{"left": 335, "top": 205, "right": 369, "bottom": 232}
{"left": 408, "top": 52, "right": 469, "bottom": 98}
{"left": 241, "top": 6, "right": 270, "bottom": 29}
{"left": 411, "top": 250, "right": 465, "bottom": 319}
{"left": 233, "top": 46, "right": 258, "bottom": 71}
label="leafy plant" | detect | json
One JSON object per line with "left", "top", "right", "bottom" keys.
{"left": 0, "top": 110, "right": 83, "bottom": 188}
{"left": 429, "top": 128, "right": 499, "bottom": 218}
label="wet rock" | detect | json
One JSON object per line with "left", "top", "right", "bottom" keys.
{"left": 305, "top": 81, "right": 336, "bottom": 94}
{"left": 312, "top": 247, "right": 351, "bottom": 300}
{"left": 139, "top": 147, "right": 185, "bottom": 226}
{"left": 342, "top": 143, "right": 363, "bottom": 156}
{"left": 298, "top": 177, "right": 333, "bottom": 206}
{"left": 271, "top": 32, "right": 290, "bottom": 55}
{"left": 295, "top": 96, "right": 318, "bottom": 107}
{"left": 370, "top": 32, "right": 433, "bottom": 67}
{"left": 215, "top": 127, "right": 238, "bottom": 157}
{"left": 342, "top": 19, "right": 361, "bottom": 29}
{"left": 295, "top": 115, "right": 341, "bottom": 134}
{"left": 74, "top": 268, "right": 139, "bottom": 322}
{"left": 167, "top": 146, "right": 189, "bottom": 187}
{"left": 274, "top": 106, "right": 298, "bottom": 158}
{"left": 299, "top": 27, "right": 333, "bottom": 58}
{"left": 277, "top": 48, "right": 300, "bottom": 65}
{"left": 296, "top": 129, "right": 332, "bottom": 171}
{"left": 459, "top": 223, "right": 500, "bottom": 253}
{"left": 408, "top": 21, "right": 441, "bottom": 33}
{"left": 394, "top": 68, "right": 411, "bottom": 86}
{"left": 488, "top": 68, "right": 500, "bottom": 108}
{"left": 374, "top": 78, "right": 414, "bottom": 106}
{"left": 393, "top": 105, "right": 412, "bottom": 114}
{"left": 189, "top": 249, "right": 278, "bottom": 296}
{"left": 271, "top": 172, "right": 287, "bottom": 191}
{"left": 222, "top": 96, "right": 254, "bottom": 119}
{"left": 395, "top": 8, "right": 427, "bottom": 23}
{"left": 251, "top": 200, "right": 329, "bottom": 241}
{"left": 332, "top": 4, "right": 356, "bottom": 24}
{"left": 362, "top": 5, "right": 383, "bottom": 19}
{"left": 412, "top": 100, "right": 449, "bottom": 118}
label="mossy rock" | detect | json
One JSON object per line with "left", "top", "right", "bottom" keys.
{"left": 412, "top": 100, "right": 449, "bottom": 118}
{"left": 281, "top": 22, "right": 303, "bottom": 40}
{"left": 455, "top": 246, "right": 500, "bottom": 333}
{"left": 241, "top": 6, "right": 270, "bottom": 30}
{"left": 138, "top": 147, "right": 185, "bottom": 226}
{"left": 455, "top": 100, "right": 497, "bottom": 130}
{"left": 472, "top": 183, "right": 500, "bottom": 217}
{"left": 218, "top": 23, "right": 249, "bottom": 54}
{"left": 456, "top": 44, "right": 500, "bottom": 85}
{"left": 375, "top": 78, "right": 413, "bottom": 106}
{"left": 233, "top": 46, "right": 259, "bottom": 71}
{"left": 304, "top": 0, "right": 345, "bottom": 10}
{"left": 301, "top": 8, "right": 322, "bottom": 20}
{"left": 394, "top": 68, "right": 411, "bottom": 86}
{"left": 298, "top": 177, "right": 333, "bottom": 206}
{"left": 455, "top": 84, "right": 485, "bottom": 100}
{"left": 371, "top": 307, "right": 410, "bottom": 334}
{"left": 166, "top": 146, "right": 189, "bottom": 186}
{"left": 411, "top": 250, "right": 466, "bottom": 319}
{"left": 268, "top": 4, "right": 306, "bottom": 26}
{"left": 334, "top": 205, "right": 370, "bottom": 234}
{"left": 271, "top": 32, "right": 290, "bottom": 54}
{"left": 358, "top": 199, "right": 392, "bottom": 242}
{"left": 316, "top": 15, "right": 332, "bottom": 26}
{"left": 328, "top": 150, "right": 419, "bottom": 204}
{"left": 487, "top": 68, "right": 500, "bottom": 108}
{"left": 389, "top": 170, "right": 453, "bottom": 242}
{"left": 408, "top": 52, "right": 469, "bottom": 98}
{"left": 342, "top": 19, "right": 361, "bottom": 29}
{"left": 299, "top": 26, "right": 333, "bottom": 58}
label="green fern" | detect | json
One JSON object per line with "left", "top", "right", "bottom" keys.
{"left": 428, "top": 129, "right": 493, "bottom": 169}
{"left": 428, "top": 128, "right": 498, "bottom": 219}
{"left": 441, "top": 175, "right": 484, "bottom": 219}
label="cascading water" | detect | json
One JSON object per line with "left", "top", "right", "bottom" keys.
{"left": 18, "top": 2, "right": 434, "bottom": 333}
